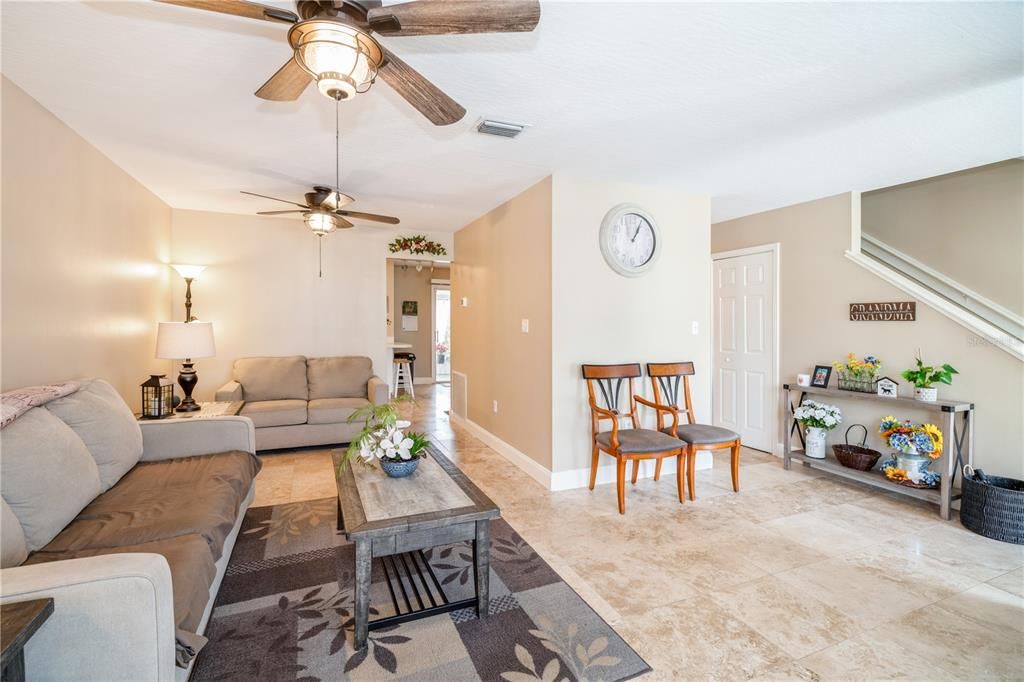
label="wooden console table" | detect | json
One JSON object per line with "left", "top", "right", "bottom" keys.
{"left": 783, "top": 384, "right": 974, "bottom": 520}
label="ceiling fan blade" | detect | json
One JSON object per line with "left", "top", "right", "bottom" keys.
{"left": 154, "top": 0, "right": 298, "bottom": 24}
{"left": 336, "top": 216, "right": 355, "bottom": 229}
{"left": 256, "top": 210, "right": 307, "bottom": 215}
{"left": 336, "top": 209, "right": 400, "bottom": 225}
{"left": 376, "top": 49, "right": 465, "bottom": 126}
{"left": 367, "top": 0, "right": 540, "bottom": 35}
{"left": 255, "top": 57, "right": 312, "bottom": 101}
{"left": 240, "top": 190, "right": 309, "bottom": 208}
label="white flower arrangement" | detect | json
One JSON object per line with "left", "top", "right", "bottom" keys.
{"left": 358, "top": 427, "right": 424, "bottom": 463}
{"left": 793, "top": 400, "right": 842, "bottom": 430}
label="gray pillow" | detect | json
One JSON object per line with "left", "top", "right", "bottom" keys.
{"left": 307, "top": 356, "right": 373, "bottom": 399}
{"left": 45, "top": 379, "right": 143, "bottom": 491}
{"left": 234, "top": 356, "right": 308, "bottom": 402}
{"left": 1, "top": 498, "right": 27, "bottom": 568}
{"left": 0, "top": 408, "right": 101, "bottom": 551}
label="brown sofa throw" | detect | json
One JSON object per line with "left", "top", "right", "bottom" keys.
{"left": 233, "top": 356, "right": 308, "bottom": 402}
{"left": 0, "top": 382, "right": 80, "bottom": 429}
{"left": 307, "top": 356, "right": 373, "bottom": 399}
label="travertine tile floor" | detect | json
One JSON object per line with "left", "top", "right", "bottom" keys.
{"left": 255, "top": 384, "right": 1024, "bottom": 680}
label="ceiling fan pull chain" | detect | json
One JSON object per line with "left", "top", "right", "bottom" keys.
{"left": 335, "top": 97, "right": 341, "bottom": 193}
{"left": 318, "top": 235, "right": 323, "bottom": 279}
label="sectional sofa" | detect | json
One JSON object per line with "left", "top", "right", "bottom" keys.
{"left": 0, "top": 379, "right": 259, "bottom": 681}
{"left": 215, "top": 355, "right": 388, "bottom": 451}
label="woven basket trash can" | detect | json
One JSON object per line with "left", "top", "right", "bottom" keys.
{"left": 960, "top": 467, "right": 1024, "bottom": 545}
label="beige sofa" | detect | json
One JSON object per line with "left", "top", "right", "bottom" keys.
{"left": 0, "top": 379, "right": 259, "bottom": 682}
{"left": 215, "top": 355, "right": 388, "bottom": 451}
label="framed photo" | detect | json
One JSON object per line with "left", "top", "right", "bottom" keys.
{"left": 401, "top": 300, "right": 418, "bottom": 315}
{"left": 811, "top": 365, "right": 832, "bottom": 388}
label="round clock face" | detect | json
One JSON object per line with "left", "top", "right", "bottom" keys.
{"left": 611, "top": 213, "right": 656, "bottom": 268}
{"left": 599, "top": 205, "right": 660, "bottom": 277}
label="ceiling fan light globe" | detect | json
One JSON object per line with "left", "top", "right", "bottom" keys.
{"left": 289, "top": 20, "right": 382, "bottom": 101}
{"left": 305, "top": 211, "right": 338, "bottom": 236}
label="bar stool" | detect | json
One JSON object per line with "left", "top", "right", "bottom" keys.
{"left": 392, "top": 357, "right": 415, "bottom": 399}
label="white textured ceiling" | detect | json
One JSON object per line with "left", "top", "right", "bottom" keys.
{"left": 2, "top": 1, "right": 1021, "bottom": 231}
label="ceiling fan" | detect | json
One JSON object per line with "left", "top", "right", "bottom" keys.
{"left": 155, "top": 0, "right": 542, "bottom": 125}
{"left": 241, "top": 185, "right": 400, "bottom": 233}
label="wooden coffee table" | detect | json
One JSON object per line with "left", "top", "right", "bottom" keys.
{"left": 332, "top": 446, "right": 500, "bottom": 650}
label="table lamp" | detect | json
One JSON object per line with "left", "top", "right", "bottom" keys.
{"left": 156, "top": 321, "right": 216, "bottom": 412}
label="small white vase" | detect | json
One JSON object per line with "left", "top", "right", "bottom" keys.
{"left": 805, "top": 426, "right": 828, "bottom": 459}
{"left": 896, "top": 452, "right": 930, "bottom": 484}
{"left": 915, "top": 387, "right": 938, "bottom": 402}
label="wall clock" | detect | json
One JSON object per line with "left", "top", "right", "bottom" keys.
{"left": 599, "top": 204, "right": 661, "bottom": 277}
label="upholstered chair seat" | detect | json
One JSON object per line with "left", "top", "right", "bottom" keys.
{"left": 598, "top": 429, "right": 685, "bottom": 453}
{"left": 662, "top": 423, "right": 739, "bottom": 445}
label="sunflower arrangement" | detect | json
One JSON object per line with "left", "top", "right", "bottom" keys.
{"left": 879, "top": 416, "right": 943, "bottom": 458}
{"left": 879, "top": 415, "right": 943, "bottom": 486}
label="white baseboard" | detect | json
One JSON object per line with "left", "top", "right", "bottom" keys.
{"left": 549, "top": 451, "right": 713, "bottom": 492}
{"left": 449, "top": 414, "right": 552, "bottom": 489}
{"left": 448, "top": 415, "right": 715, "bottom": 492}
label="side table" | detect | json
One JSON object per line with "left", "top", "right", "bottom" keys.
{"left": 138, "top": 400, "right": 244, "bottom": 421}
{"left": 1, "top": 598, "right": 54, "bottom": 682}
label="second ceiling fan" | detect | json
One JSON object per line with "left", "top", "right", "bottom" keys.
{"left": 155, "top": 0, "right": 542, "bottom": 125}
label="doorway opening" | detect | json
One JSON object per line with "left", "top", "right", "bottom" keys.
{"left": 433, "top": 285, "right": 451, "bottom": 383}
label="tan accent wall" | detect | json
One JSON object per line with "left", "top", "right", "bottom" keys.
{"left": 1, "top": 78, "right": 171, "bottom": 408}
{"left": 392, "top": 263, "right": 450, "bottom": 381}
{"left": 169, "top": 209, "right": 390, "bottom": 401}
{"left": 713, "top": 193, "right": 1024, "bottom": 478}
{"left": 452, "top": 178, "right": 553, "bottom": 469}
{"left": 862, "top": 159, "right": 1024, "bottom": 316}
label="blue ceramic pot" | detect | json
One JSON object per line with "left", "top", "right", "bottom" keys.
{"left": 380, "top": 458, "right": 420, "bottom": 478}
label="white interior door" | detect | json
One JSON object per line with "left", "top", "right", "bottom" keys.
{"left": 713, "top": 249, "right": 776, "bottom": 452}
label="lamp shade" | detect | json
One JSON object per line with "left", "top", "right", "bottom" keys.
{"left": 171, "top": 264, "right": 206, "bottom": 280}
{"left": 156, "top": 321, "right": 215, "bottom": 360}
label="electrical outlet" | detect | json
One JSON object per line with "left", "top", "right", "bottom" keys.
{"left": 691, "top": 320, "right": 700, "bottom": 335}
{"left": 492, "top": 400, "right": 499, "bottom": 414}
{"left": 521, "top": 319, "right": 529, "bottom": 333}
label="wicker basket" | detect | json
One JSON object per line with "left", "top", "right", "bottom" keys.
{"left": 837, "top": 375, "right": 877, "bottom": 394}
{"left": 832, "top": 424, "right": 882, "bottom": 471}
{"left": 961, "top": 467, "right": 1024, "bottom": 545}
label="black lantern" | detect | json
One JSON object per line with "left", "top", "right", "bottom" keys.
{"left": 141, "top": 374, "right": 174, "bottom": 419}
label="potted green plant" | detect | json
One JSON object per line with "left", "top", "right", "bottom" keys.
{"left": 901, "top": 350, "right": 958, "bottom": 402}
{"left": 343, "top": 399, "right": 431, "bottom": 477}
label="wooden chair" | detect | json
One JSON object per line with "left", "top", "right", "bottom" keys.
{"left": 647, "top": 362, "right": 742, "bottom": 501}
{"left": 582, "top": 363, "right": 687, "bottom": 514}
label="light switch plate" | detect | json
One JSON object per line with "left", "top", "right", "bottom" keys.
{"left": 492, "top": 400, "right": 498, "bottom": 414}
{"left": 691, "top": 320, "right": 700, "bottom": 335}
{"left": 461, "top": 297, "right": 469, "bottom": 307}
{"left": 521, "top": 319, "right": 529, "bottom": 333}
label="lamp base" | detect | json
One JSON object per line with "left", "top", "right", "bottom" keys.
{"left": 176, "top": 361, "right": 201, "bottom": 413}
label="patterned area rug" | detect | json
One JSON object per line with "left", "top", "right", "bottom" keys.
{"left": 192, "top": 497, "right": 649, "bottom": 681}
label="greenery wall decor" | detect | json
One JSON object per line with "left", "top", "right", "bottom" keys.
{"left": 388, "top": 235, "right": 448, "bottom": 257}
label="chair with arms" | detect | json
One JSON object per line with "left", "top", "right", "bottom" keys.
{"left": 582, "top": 363, "right": 687, "bottom": 514}
{"left": 647, "top": 362, "right": 742, "bottom": 501}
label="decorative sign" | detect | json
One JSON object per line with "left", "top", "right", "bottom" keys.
{"left": 849, "top": 301, "right": 916, "bottom": 321}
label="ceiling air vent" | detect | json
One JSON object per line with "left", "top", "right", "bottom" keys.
{"left": 476, "top": 119, "right": 528, "bottom": 139}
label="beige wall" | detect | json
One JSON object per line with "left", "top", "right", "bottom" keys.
{"left": 392, "top": 262, "right": 450, "bottom": 380}
{"left": 169, "top": 209, "right": 389, "bottom": 400}
{"left": 713, "top": 193, "right": 1024, "bottom": 478}
{"left": 862, "top": 159, "right": 1024, "bottom": 316}
{"left": 551, "top": 174, "right": 712, "bottom": 477}
{"left": 452, "top": 178, "right": 553, "bottom": 469}
{"left": 1, "top": 78, "right": 171, "bottom": 409}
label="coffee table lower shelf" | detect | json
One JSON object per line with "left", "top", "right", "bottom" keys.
{"left": 370, "top": 549, "right": 479, "bottom": 630}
